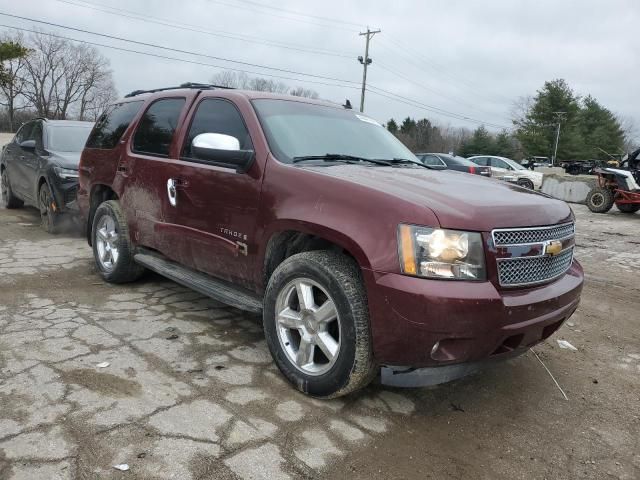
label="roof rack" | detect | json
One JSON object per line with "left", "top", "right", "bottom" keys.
{"left": 124, "top": 82, "right": 234, "bottom": 98}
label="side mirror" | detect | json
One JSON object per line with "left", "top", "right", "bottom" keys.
{"left": 191, "top": 133, "right": 254, "bottom": 173}
{"left": 20, "top": 139, "right": 36, "bottom": 151}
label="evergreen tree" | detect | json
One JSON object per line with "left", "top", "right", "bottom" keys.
{"left": 386, "top": 118, "right": 398, "bottom": 134}
{"left": 0, "top": 40, "right": 29, "bottom": 87}
{"left": 515, "top": 79, "right": 582, "bottom": 160}
{"left": 576, "top": 96, "right": 624, "bottom": 159}
{"left": 460, "top": 125, "right": 495, "bottom": 156}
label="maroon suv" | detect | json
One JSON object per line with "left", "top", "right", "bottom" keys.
{"left": 78, "top": 84, "right": 583, "bottom": 398}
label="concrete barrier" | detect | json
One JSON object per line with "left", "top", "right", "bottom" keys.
{"left": 540, "top": 174, "right": 597, "bottom": 204}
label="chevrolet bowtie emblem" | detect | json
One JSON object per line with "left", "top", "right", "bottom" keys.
{"left": 544, "top": 240, "right": 563, "bottom": 256}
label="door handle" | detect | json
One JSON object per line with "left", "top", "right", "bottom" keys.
{"left": 167, "top": 178, "right": 178, "bottom": 207}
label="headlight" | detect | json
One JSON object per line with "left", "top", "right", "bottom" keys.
{"left": 398, "top": 224, "right": 486, "bottom": 280}
{"left": 54, "top": 166, "right": 79, "bottom": 179}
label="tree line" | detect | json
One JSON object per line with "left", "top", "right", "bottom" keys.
{"left": 386, "top": 79, "right": 636, "bottom": 161}
{"left": 0, "top": 32, "right": 116, "bottom": 131}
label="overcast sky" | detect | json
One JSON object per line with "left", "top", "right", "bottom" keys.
{"left": 2, "top": 0, "right": 639, "bottom": 133}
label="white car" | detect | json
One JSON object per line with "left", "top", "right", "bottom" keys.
{"left": 468, "top": 155, "right": 543, "bottom": 190}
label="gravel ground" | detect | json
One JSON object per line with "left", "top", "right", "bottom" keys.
{"left": 0, "top": 200, "right": 638, "bottom": 480}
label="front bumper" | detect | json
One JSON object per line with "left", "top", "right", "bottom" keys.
{"left": 363, "top": 260, "right": 583, "bottom": 370}
{"left": 50, "top": 177, "right": 80, "bottom": 214}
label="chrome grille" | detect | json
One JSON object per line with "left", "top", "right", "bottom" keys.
{"left": 498, "top": 247, "right": 574, "bottom": 286}
{"left": 493, "top": 222, "right": 575, "bottom": 246}
{"left": 493, "top": 222, "right": 575, "bottom": 287}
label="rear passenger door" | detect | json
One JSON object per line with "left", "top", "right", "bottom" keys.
{"left": 124, "top": 97, "right": 188, "bottom": 254}
{"left": 160, "top": 97, "right": 263, "bottom": 289}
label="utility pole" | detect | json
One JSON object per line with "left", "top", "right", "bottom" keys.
{"left": 358, "top": 27, "right": 381, "bottom": 112}
{"left": 551, "top": 111, "right": 567, "bottom": 166}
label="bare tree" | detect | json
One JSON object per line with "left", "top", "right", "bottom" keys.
{"left": 0, "top": 32, "right": 29, "bottom": 131}
{"left": 211, "top": 70, "right": 318, "bottom": 97}
{"left": 619, "top": 115, "right": 640, "bottom": 152}
{"left": 21, "top": 31, "right": 114, "bottom": 120}
{"left": 210, "top": 70, "right": 250, "bottom": 89}
{"left": 289, "top": 86, "right": 319, "bottom": 99}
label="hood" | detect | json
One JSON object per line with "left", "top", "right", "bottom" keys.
{"left": 48, "top": 151, "right": 81, "bottom": 169}
{"left": 304, "top": 165, "right": 571, "bottom": 231}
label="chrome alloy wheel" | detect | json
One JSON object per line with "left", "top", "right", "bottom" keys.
{"left": 275, "top": 278, "right": 341, "bottom": 376}
{"left": 95, "top": 215, "right": 120, "bottom": 271}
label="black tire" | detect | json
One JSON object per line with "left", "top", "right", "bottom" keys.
{"left": 39, "top": 182, "right": 60, "bottom": 234}
{"left": 1, "top": 168, "right": 24, "bottom": 209}
{"left": 616, "top": 203, "right": 640, "bottom": 214}
{"left": 586, "top": 187, "right": 614, "bottom": 213}
{"left": 263, "top": 251, "right": 376, "bottom": 398}
{"left": 91, "top": 200, "right": 145, "bottom": 283}
{"left": 517, "top": 178, "right": 535, "bottom": 190}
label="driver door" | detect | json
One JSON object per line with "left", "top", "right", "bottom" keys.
{"left": 159, "top": 97, "right": 263, "bottom": 289}
{"left": 490, "top": 157, "right": 510, "bottom": 177}
{"left": 4, "top": 122, "right": 35, "bottom": 199}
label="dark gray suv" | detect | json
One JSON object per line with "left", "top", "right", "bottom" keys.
{"left": 0, "top": 118, "right": 94, "bottom": 232}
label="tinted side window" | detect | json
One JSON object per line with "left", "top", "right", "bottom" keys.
{"left": 14, "top": 122, "right": 34, "bottom": 144}
{"left": 492, "top": 158, "right": 508, "bottom": 169}
{"left": 29, "top": 121, "right": 44, "bottom": 150}
{"left": 86, "top": 101, "right": 143, "bottom": 149}
{"left": 182, "top": 99, "right": 252, "bottom": 159}
{"left": 420, "top": 154, "right": 444, "bottom": 167}
{"left": 133, "top": 98, "right": 185, "bottom": 157}
{"left": 471, "top": 157, "right": 487, "bottom": 166}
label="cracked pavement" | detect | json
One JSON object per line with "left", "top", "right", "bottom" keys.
{"left": 0, "top": 203, "right": 639, "bottom": 479}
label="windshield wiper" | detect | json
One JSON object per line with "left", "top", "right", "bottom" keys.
{"left": 292, "top": 154, "right": 392, "bottom": 166}
{"left": 380, "top": 158, "right": 433, "bottom": 169}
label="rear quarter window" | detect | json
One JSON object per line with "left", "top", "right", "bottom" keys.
{"left": 86, "top": 101, "right": 144, "bottom": 149}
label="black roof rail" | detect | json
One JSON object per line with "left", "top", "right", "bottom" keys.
{"left": 124, "top": 82, "right": 234, "bottom": 98}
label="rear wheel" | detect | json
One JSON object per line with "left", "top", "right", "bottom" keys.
{"left": 517, "top": 178, "right": 535, "bottom": 190}
{"left": 616, "top": 203, "right": 640, "bottom": 214}
{"left": 1, "top": 169, "right": 23, "bottom": 209}
{"left": 39, "top": 183, "right": 59, "bottom": 234}
{"left": 586, "top": 187, "right": 614, "bottom": 213}
{"left": 263, "top": 251, "right": 376, "bottom": 398}
{"left": 92, "top": 200, "right": 145, "bottom": 283}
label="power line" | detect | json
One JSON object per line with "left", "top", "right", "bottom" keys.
{"left": 0, "top": 12, "right": 360, "bottom": 86}
{"left": 213, "top": 0, "right": 363, "bottom": 28}
{"left": 52, "top": 0, "right": 356, "bottom": 59}
{"left": 202, "top": 0, "right": 357, "bottom": 32}
{"left": 374, "top": 61, "right": 512, "bottom": 123}
{"left": 0, "top": 12, "right": 513, "bottom": 129}
{"left": 0, "top": 23, "right": 362, "bottom": 91}
{"left": 378, "top": 36, "right": 514, "bottom": 106}
{"left": 367, "top": 85, "right": 512, "bottom": 129}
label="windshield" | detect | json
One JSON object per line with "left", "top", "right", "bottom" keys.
{"left": 47, "top": 125, "right": 93, "bottom": 152}
{"left": 503, "top": 158, "right": 526, "bottom": 170}
{"left": 252, "top": 99, "right": 419, "bottom": 164}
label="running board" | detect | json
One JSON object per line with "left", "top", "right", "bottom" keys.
{"left": 134, "top": 251, "right": 263, "bottom": 314}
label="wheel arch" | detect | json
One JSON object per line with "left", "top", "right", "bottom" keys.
{"left": 262, "top": 222, "right": 371, "bottom": 290}
{"left": 86, "top": 184, "right": 119, "bottom": 244}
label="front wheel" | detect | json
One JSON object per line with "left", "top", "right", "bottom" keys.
{"left": 263, "top": 251, "right": 376, "bottom": 398}
{"left": 586, "top": 187, "right": 614, "bottom": 213}
{"left": 517, "top": 178, "right": 535, "bottom": 190}
{"left": 92, "top": 200, "right": 145, "bottom": 283}
{"left": 39, "top": 183, "right": 59, "bottom": 234}
{"left": 616, "top": 203, "right": 640, "bottom": 214}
